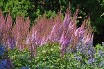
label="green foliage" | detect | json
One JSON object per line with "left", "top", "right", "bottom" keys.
{"left": 8, "top": 43, "right": 104, "bottom": 69}
{"left": 8, "top": 48, "right": 31, "bottom": 68}
{"left": 45, "top": 10, "right": 56, "bottom": 18}
{"left": 70, "top": 0, "right": 104, "bottom": 34}
{"left": 0, "top": 0, "right": 4, "bottom": 8}
{"left": 0, "top": 0, "right": 33, "bottom": 19}
{"left": 35, "top": 43, "right": 61, "bottom": 68}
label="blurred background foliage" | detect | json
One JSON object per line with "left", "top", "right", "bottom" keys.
{"left": 0, "top": 0, "right": 104, "bottom": 45}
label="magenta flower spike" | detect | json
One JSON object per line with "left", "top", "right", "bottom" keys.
{"left": 68, "top": 21, "right": 75, "bottom": 33}
{"left": 41, "top": 36, "right": 48, "bottom": 46}
{"left": 0, "top": 9, "right": 6, "bottom": 31}
{"left": 5, "top": 12, "right": 12, "bottom": 31}
{"left": 63, "top": 13, "right": 71, "bottom": 28}
{"left": 48, "top": 23, "right": 63, "bottom": 43}
{"left": 75, "top": 27, "right": 84, "bottom": 37}
{"left": 31, "top": 31, "right": 37, "bottom": 44}
{"left": 7, "top": 36, "right": 16, "bottom": 49}
{"left": 59, "top": 30, "right": 72, "bottom": 56}
{"left": 26, "top": 34, "right": 31, "bottom": 46}
{"left": 48, "top": 24, "right": 57, "bottom": 42}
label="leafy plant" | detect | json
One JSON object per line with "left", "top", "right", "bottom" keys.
{"left": 7, "top": 43, "right": 104, "bottom": 69}
{"left": 0, "top": 0, "right": 33, "bottom": 19}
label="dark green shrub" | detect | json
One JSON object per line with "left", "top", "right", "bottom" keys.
{"left": 0, "top": 0, "right": 33, "bottom": 20}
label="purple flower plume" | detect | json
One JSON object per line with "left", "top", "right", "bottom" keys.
{"left": 63, "top": 13, "right": 71, "bottom": 28}
{"left": 7, "top": 36, "right": 16, "bottom": 49}
{"left": 49, "top": 23, "right": 63, "bottom": 42}
{"left": 88, "top": 58, "right": 95, "bottom": 64}
{"left": 59, "top": 31, "right": 72, "bottom": 56}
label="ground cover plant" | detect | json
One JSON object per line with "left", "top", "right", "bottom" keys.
{"left": 8, "top": 43, "right": 104, "bottom": 69}
{"left": 0, "top": 8, "right": 104, "bottom": 69}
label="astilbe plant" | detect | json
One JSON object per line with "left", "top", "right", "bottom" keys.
{"left": 12, "top": 16, "right": 30, "bottom": 51}
{"left": 48, "top": 12, "right": 63, "bottom": 42}
{"left": 0, "top": 9, "right": 6, "bottom": 44}
{"left": 0, "top": 9, "right": 15, "bottom": 50}
{"left": 59, "top": 8, "right": 79, "bottom": 56}
{"left": 26, "top": 15, "right": 59, "bottom": 57}
{"left": 0, "top": 8, "right": 94, "bottom": 58}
